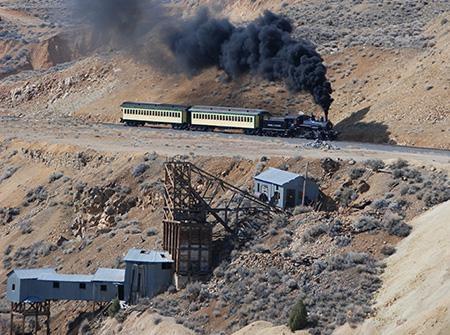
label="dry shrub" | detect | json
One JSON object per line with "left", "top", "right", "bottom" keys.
{"left": 303, "top": 224, "right": 328, "bottom": 242}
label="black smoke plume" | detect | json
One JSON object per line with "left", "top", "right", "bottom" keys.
{"left": 167, "top": 9, "right": 333, "bottom": 117}
{"left": 71, "top": 1, "right": 332, "bottom": 117}
{"left": 72, "top": 0, "right": 168, "bottom": 49}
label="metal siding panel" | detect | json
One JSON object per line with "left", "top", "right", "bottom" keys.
{"left": 279, "top": 187, "right": 285, "bottom": 208}
{"left": 124, "top": 264, "right": 132, "bottom": 302}
{"left": 6, "top": 274, "right": 20, "bottom": 302}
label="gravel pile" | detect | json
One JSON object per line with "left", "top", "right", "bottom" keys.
{"left": 302, "top": 140, "right": 340, "bottom": 150}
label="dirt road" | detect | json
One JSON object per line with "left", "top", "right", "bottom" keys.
{"left": 1, "top": 117, "right": 449, "bottom": 168}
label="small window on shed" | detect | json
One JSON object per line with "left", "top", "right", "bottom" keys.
{"left": 100, "top": 285, "right": 107, "bottom": 292}
{"left": 12, "top": 284, "right": 15, "bottom": 291}
{"left": 162, "top": 263, "right": 172, "bottom": 270}
{"left": 53, "top": 282, "right": 60, "bottom": 289}
{"left": 79, "top": 283, "right": 86, "bottom": 290}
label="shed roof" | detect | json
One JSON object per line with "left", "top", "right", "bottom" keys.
{"left": 10, "top": 268, "right": 56, "bottom": 279}
{"left": 93, "top": 268, "right": 125, "bottom": 283}
{"left": 255, "top": 168, "right": 301, "bottom": 186}
{"left": 124, "top": 248, "right": 173, "bottom": 263}
{"left": 189, "top": 105, "right": 268, "bottom": 116}
{"left": 38, "top": 273, "right": 94, "bottom": 282}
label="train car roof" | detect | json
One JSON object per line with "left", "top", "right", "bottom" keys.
{"left": 121, "top": 101, "right": 189, "bottom": 111}
{"left": 189, "top": 105, "right": 268, "bottom": 116}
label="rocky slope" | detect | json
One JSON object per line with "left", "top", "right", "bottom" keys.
{"left": 335, "top": 200, "right": 450, "bottom": 335}
{"left": 0, "top": 135, "right": 448, "bottom": 334}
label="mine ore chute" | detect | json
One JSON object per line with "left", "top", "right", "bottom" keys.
{"left": 162, "top": 160, "right": 284, "bottom": 285}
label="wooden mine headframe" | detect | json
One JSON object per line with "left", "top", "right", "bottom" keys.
{"left": 162, "top": 160, "right": 283, "bottom": 281}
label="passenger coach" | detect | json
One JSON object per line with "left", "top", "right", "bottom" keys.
{"left": 120, "top": 102, "right": 189, "bottom": 128}
{"left": 188, "top": 106, "right": 269, "bottom": 133}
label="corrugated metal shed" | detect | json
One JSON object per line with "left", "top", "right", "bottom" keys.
{"left": 255, "top": 168, "right": 301, "bottom": 186}
{"left": 93, "top": 268, "right": 125, "bottom": 283}
{"left": 189, "top": 105, "right": 267, "bottom": 116}
{"left": 12, "top": 268, "right": 56, "bottom": 279}
{"left": 124, "top": 249, "right": 173, "bottom": 263}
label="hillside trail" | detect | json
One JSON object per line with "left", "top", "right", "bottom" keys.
{"left": 0, "top": 6, "right": 45, "bottom": 26}
{"left": 335, "top": 200, "right": 450, "bottom": 335}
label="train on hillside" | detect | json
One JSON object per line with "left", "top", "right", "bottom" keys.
{"left": 120, "top": 102, "right": 336, "bottom": 140}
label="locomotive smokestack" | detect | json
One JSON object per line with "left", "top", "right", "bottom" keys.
{"left": 166, "top": 9, "right": 333, "bottom": 118}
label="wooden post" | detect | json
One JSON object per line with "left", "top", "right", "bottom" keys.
{"left": 10, "top": 303, "right": 13, "bottom": 335}
{"left": 35, "top": 311, "right": 38, "bottom": 335}
{"left": 46, "top": 309, "right": 50, "bottom": 335}
{"left": 302, "top": 162, "right": 309, "bottom": 206}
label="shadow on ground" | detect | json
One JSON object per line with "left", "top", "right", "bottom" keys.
{"left": 334, "top": 106, "right": 395, "bottom": 144}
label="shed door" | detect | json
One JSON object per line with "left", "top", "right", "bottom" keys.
{"left": 118, "top": 284, "right": 124, "bottom": 300}
{"left": 286, "top": 189, "right": 296, "bottom": 208}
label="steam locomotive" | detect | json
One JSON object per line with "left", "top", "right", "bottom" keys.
{"left": 120, "top": 102, "right": 336, "bottom": 140}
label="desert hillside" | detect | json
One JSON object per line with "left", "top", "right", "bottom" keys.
{"left": 0, "top": 1, "right": 449, "bottom": 335}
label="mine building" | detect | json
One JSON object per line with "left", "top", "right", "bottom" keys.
{"left": 6, "top": 250, "right": 172, "bottom": 306}
{"left": 254, "top": 167, "right": 319, "bottom": 208}
{"left": 7, "top": 268, "right": 125, "bottom": 303}
{"left": 124, "top": 249, "right": 174, "bottom": 304}
{"left": 92, "top": 268, "right": 126, "bottom": 301}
